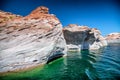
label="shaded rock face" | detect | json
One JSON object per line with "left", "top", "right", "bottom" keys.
{"left": 63, "top": 24, "right": 107, "bottom": 50}
{"left": 105, "top": 33, "right": 120, "bottom": 44}
{"left": 0, "top": 6, "right": 66, "bottom": 72}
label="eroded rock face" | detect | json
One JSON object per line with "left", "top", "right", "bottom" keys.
{"left": 105, "top": 33, "right": 120, "bottom": 44}
{"left": 0, "top": 11, "right": 22, "bottom": 29}
{"left": 0, "top": 6, "right": 66, "bottom": 72}
{"left": 63, "top": 24, "right": 107, "bottom": 50}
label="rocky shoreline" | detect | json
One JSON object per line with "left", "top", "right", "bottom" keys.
{"left": 63, "top": 24, "right": 107, "bottom": 50}
{"left": 105, "top": 33, "right": 120, "bottom": 44}
{"left": 0, "top": 6, "right": 119, "bottom": 73}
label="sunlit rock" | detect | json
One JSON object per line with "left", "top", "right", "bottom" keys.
{"left": 63, "top": 24, "right": 107, "bottom": 51}
{"left": 105, "top": 32, "right": 120, "bottom": 44}
{"left": 0, "top": 6, "right": 67, "bottom": 72}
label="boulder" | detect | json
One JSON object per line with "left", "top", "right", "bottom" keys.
{"left": 0, "top": 6, "right": 66, "bottom": 72}
{"left": 63, "top": 24, "right": 107, "bottom": 50}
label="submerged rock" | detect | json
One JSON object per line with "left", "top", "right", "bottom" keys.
{"left": 63, "top": 24, "right": 107, "bottom": 50}
{"left": 105, "top": 32, "right": 120, "bottom": 44}
{"left": 0, "top": 6, "right": 66, "bottom": 72}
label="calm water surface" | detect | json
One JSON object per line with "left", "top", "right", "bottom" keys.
{"left": 0, "top": 44, "right": 120, "bottom": 80}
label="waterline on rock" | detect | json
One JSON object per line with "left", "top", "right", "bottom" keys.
{"left": 0, "top": 44, "right": 120, "bottom": 80}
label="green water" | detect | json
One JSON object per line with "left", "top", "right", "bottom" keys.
{"left": 0, "top": 44, "right": 120, "bottom": 80}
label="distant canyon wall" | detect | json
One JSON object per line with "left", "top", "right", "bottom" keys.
{"left": 105, "top": 33, "right": 120, "bottom": 44}
{"left": 63, "top": 24, "right": 107, "bottom": 50}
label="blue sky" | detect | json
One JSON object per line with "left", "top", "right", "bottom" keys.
{"left": 0, "top": 0, "right": 120, "bottom": 36}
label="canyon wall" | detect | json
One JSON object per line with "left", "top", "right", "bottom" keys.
{"left": 105, "top": 33, "right": 120, "bottom": 44}
{"left": 0, "top": 6, "right": 67, "bottom": 72}
{"left": 0, "top": 6, "right": 109, "bottom": 73}
{"left": 63, "top": 24, "right": 107, "bottom": 50}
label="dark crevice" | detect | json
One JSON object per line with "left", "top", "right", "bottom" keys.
{"left": 0, "top": 37, "right": 7, "bottom": 41}
{"left": 18, "top": 27, "right": 30, "bottom": 31}
{"left": 44, "top": 32, "right": 53, "bottom": 37}
{"left": 47, "top": 54, "right": 63, "bottom": 64}
{"left": 33, "top": 60, "right": 38, "bottom": 62}
{"left": 6, "top": 31, "right": 13, "bottom": 34}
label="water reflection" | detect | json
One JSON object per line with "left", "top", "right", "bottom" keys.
{"left": 61, "top": 50, "right": 99, "bottom": 80}
{"left": 0, "top": 50, "right": 99, "bottom": 80}
{"left": 80, "top": 50, "right": 98, "bottom": 80}
{"left": 0, "top": 44, "right": 120, "bottom": 80}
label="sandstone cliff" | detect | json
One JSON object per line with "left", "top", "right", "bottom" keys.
{"left": 105, "top": 32, "right": 120, "bottom": 44}
{"left": 0, "top": 6, "right": 66, "bottom": 72}
{"left": 63, "top": 24, "right": 107, "bottom": 50}
{"left": 0, "top": 6, "right": 109, "bottom": 73}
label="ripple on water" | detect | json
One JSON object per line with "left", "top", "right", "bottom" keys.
{"left": 93, "top": 44, "right": 120, "bottom": 80}
{"left": 0, "top": 44, "right": 120, "bottom": 80}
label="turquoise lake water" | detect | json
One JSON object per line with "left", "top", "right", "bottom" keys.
{"left": 0, "top": 44, "right": 120, "bottom": 80}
